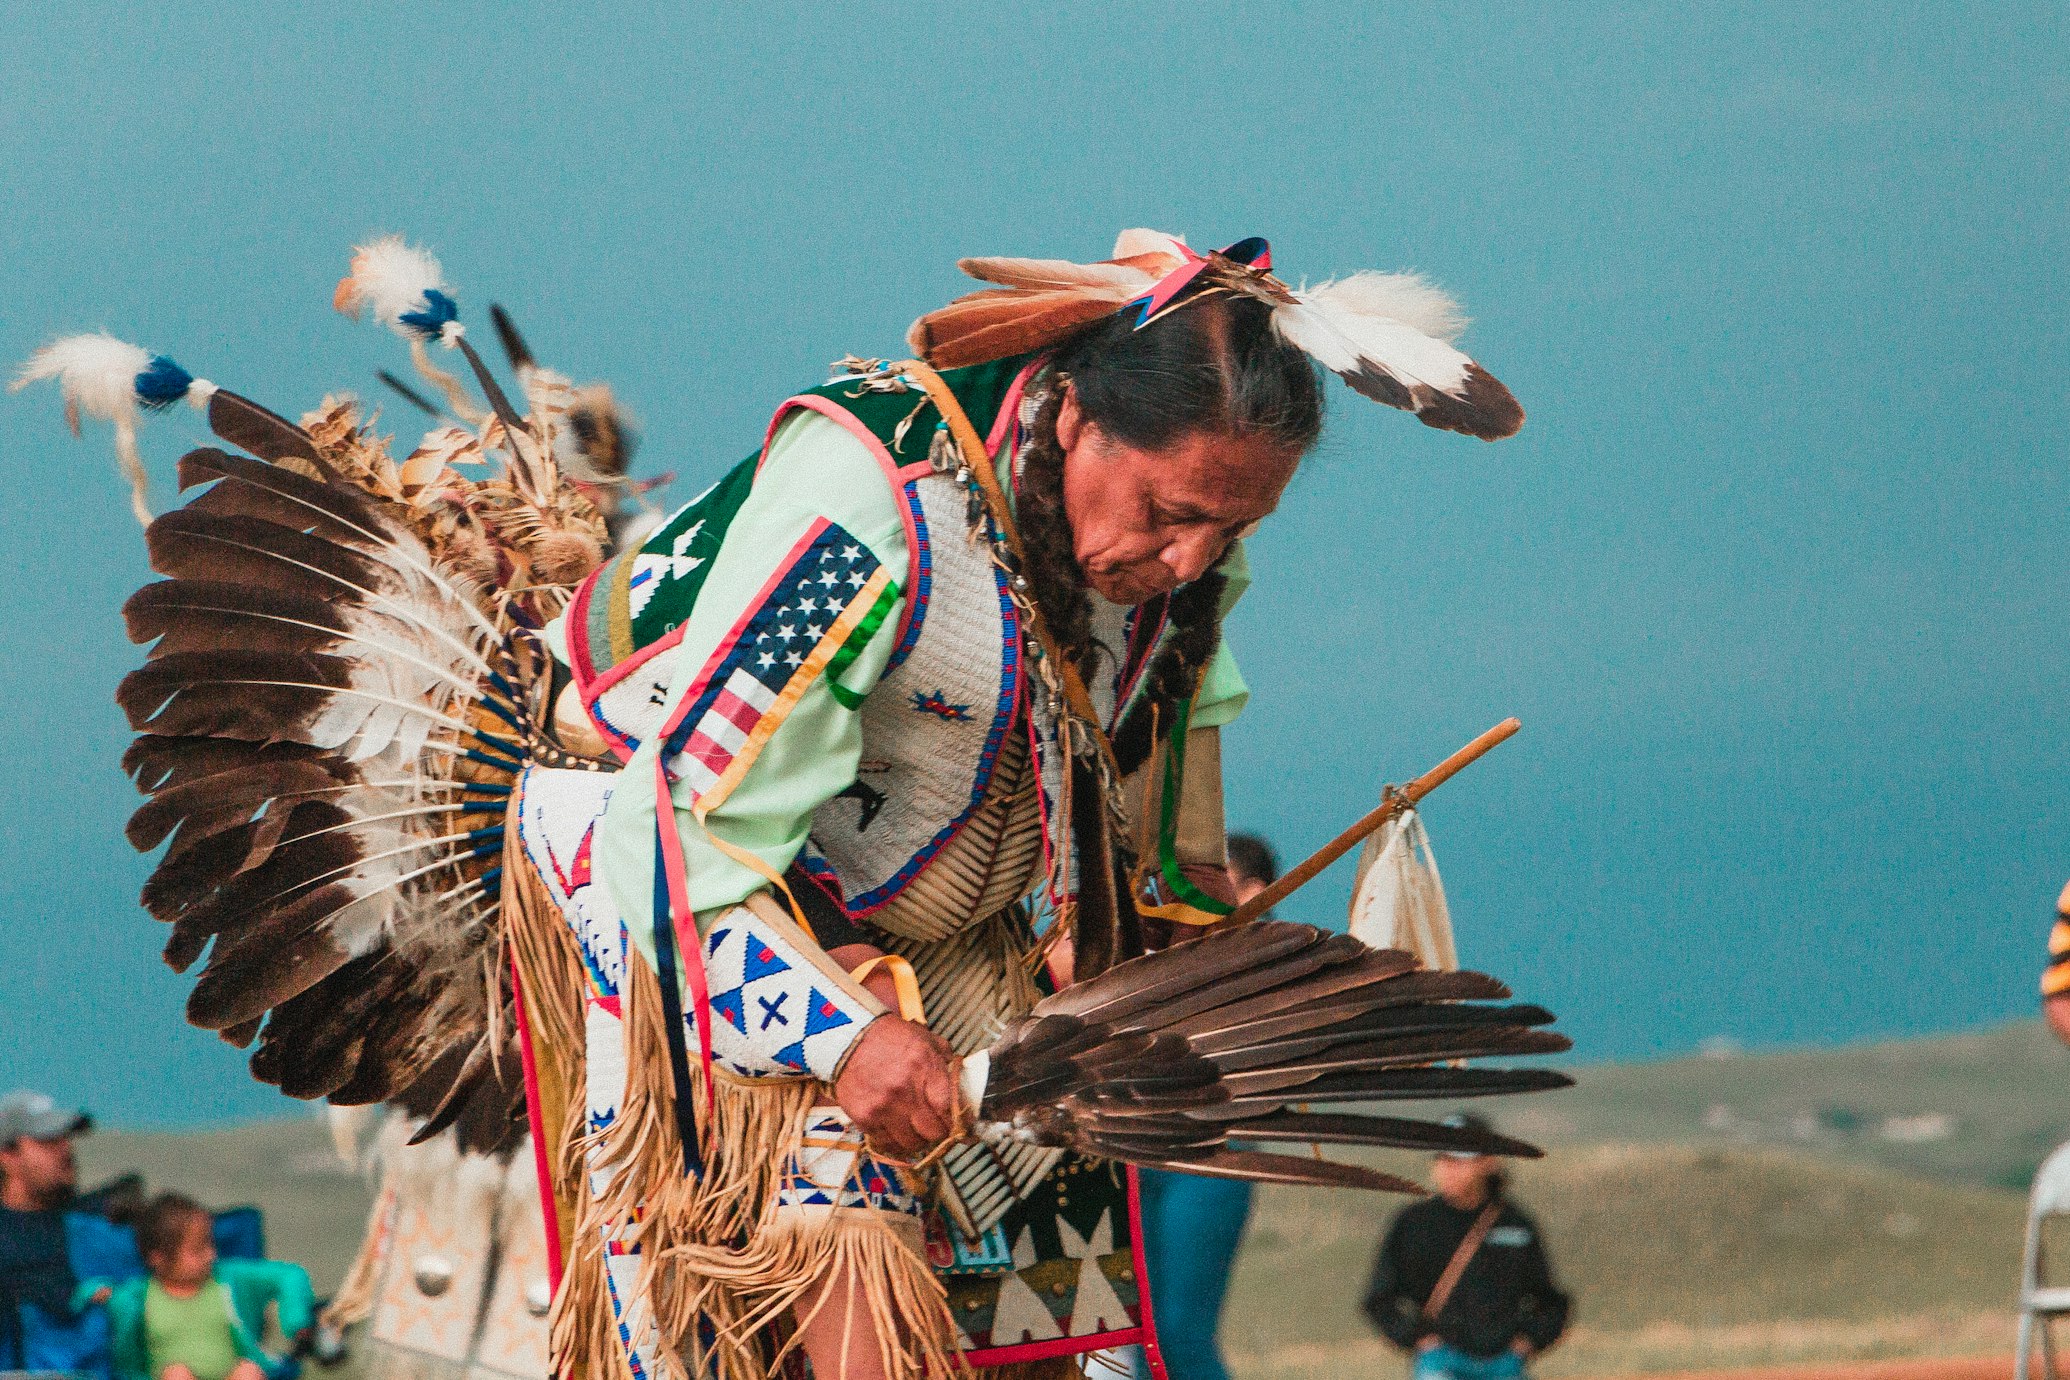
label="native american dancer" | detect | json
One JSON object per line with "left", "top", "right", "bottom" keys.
{"left": 21, "top": 230, "right": 1570, "bottom": 1380}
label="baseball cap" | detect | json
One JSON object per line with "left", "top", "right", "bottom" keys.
{"left": 0, "top": 1091, "right": 91, "bottom": 1147}
{"left": 1436, "top": 1111, "right": 1494, "bottom": 1159}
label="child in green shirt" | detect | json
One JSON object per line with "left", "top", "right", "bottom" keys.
{"left": 79, "top": 1194, "right": 314, "bottom": 1380}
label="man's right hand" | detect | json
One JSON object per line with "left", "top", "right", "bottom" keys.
{"left": 833, "top": 1016, "right": 962, "bottom": 1161}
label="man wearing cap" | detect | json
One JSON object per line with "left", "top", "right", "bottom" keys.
{"left": 0, "top": 1090, "right": 109, "bottom": 1376}
{"left": 1362, "top": 1113, "right": 1569, "bottom": 1380}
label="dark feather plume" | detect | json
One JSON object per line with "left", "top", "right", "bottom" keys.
{"left": 976, "top": 921, "right": 1570, "bottom": 1193}
{"left": 206, "top": 391, "right": 322, "bottom": 464}
{"left": 120, "top": 440, "right": 526, "bottom": 1139}
{"left": 490, "top": 305, "right": 535, "bottom": 371}
{"left": 378, "top": 370, "right": 441, "bottom": 417}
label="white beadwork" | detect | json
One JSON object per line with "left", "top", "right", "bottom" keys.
{"left": 699, "top": 910, "right": 878, "bottom": 1082}
{"left": 516, "top": 765, "right": 625, "bottom": 995}
{"left": 588, "top": 642, "right": 685, "bottom": 753}
{"left": 804, "top": 469, "right": 1016, "bottom": 912}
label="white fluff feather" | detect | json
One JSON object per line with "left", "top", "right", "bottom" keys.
{"left": 10, "top": 332, "right": 152, "bottom": 430}
{"left": 1111, "top": 227, "right": 1189, "bottom": 260}
{"left": 337, "top": 235, "right": 452, "bottom": 337}
{"left": 11, "top": 332, "right": 171, "bottom": 524}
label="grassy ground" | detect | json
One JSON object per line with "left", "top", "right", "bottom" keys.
{"left": 1223, "top": 1142, "right": 2027, "bottom": 1378}
{"left": 1512, "top": 1019, "right": 2070, "bottom": 1192}
{"left": 67, "top": 1020, "right": 2068, "bottom": 1376}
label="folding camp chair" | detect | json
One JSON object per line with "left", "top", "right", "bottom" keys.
{"left": 2017, "top": 1140, "right": 2070, "bottom": 1380}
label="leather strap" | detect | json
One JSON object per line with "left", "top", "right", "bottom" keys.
{"left": 1424, "top": 1199, "right": 1503, "bottom": 1322}
{"left": 896, "top": 359, "right": 1122, "bottom": 784}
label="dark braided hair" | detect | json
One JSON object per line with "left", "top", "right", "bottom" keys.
{"left": 1017, "top": 294, "right": 1323, "bottom": 770}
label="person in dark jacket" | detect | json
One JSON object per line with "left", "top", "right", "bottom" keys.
{"left": 1363, "top": 1114, "right": 1569, "bottom": 1380}
{"left": 0, "top": 1088, "right": 114, "bottom": 1377}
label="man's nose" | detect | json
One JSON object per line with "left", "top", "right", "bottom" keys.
{"left": 1161, "top": 531, "right": 1223, "bottom": 586}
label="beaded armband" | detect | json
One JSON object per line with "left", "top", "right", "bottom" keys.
{"left": 697, "top": 891, "right": 886, "bottom": 1082}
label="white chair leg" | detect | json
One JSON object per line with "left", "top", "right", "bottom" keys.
{"left": 2043, "top": 1312, "right": 2059, "bottom": 1380}
{"left": 2020, "top": 1311, "right": 2035, "bottom": 1380}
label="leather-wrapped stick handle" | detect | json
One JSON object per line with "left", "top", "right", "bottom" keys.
{"left": 1224, "top": 718, "right": 1521, "bottom": 927}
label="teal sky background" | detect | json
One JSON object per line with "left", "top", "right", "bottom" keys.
{"left": 1, "top": 2, "right": 2063, "bottom": 1126}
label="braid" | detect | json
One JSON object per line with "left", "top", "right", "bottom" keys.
{"left": 1014, "top": 383, "right": 1098, "bottom": 681}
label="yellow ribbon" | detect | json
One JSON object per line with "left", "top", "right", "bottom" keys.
{"left": 846, "top": 953, "right": 928, "bottom": 1024}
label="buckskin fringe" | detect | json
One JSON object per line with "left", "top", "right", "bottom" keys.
{"left": 974, "top": 1359, "right": 1089, "bottom": 1380}
{"left": 509, "top": 864, "right": 1118, "bottom": 1380}
{"left": 317, "top": 1179, "right": 394, "bottom": 1332}
{"left": 513, "top": 843, "right": 968, "bottom": 1380}
{"left": 502, "top": 845, "right": 619, "bottom": 1380}
{"left": 690, "top": 1210, "right": 965, "bottom": 1380}
{"left": 553, "top": 937, "right": 884, "bottom": 1380}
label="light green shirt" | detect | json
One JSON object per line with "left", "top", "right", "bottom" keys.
{"left": 582, "top": 408, "right": 1249, "bottom": 978}
{"left": 1192, "top": 541, "right": 1251, "bottom": 730}
{"left": 142, "top": 1279, "right": 241, "bottom": 1380}
{"left": 592, "top": 411, "right": 911, "bottom": 974}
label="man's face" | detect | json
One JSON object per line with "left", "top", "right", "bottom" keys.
{"left": 1226, "top": 864, "right": 1269, "bottom": 908}
{"left": 1431, "top": 1152, "right": 1498, "bottom": 1206}
{"left": 0, "top": 1134, "right": 78, "bottom": 1208}
{"left": 1056, "top": 390, "right": 1299, "bottom": 607}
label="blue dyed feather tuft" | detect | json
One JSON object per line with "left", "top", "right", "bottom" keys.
{"left": 398, "top": 288, "right": 460, "bottom": 341}
{"left": 132, "top": 355, "right": 195, "bottom": 411}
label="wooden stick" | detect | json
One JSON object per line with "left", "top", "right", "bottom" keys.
{"left": 1224, "top": 717, "right": 1521, "bottom": 926}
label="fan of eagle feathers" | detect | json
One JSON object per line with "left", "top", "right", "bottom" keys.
{"left": 118, "top": 367, "right": 611, "bottom": 1149}
{"left": 969, "top": 922, "right": 1570, "bottom": 1190}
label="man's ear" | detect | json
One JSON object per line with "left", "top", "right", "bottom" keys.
{"left": 1055, "top": 387, "right": 1084, "bottom": 453}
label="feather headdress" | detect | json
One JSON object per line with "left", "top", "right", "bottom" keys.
{"left": 908, "top": 229, "right": 1525, "bottom": 440}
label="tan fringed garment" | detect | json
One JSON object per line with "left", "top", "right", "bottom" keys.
{"left": 514, "top": 778, "right": 1044, "bottom": 1380}
{"left": 515, "top": 619, "right": 1227, "bottom": 1380}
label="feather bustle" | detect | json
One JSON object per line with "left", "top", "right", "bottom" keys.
{"left": 205, "top": 393, "right": 322, "bottom": 464}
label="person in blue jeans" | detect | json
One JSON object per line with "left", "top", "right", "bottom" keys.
{"left": 1363, "top": 1114, "right": 1569, "bottom": 1379}
{"left": 1134, "top": 835, "right": 1279, "bottom": 1380}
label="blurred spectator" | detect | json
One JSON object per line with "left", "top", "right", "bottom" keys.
{"left": 82, "top": 1193, "right": 313, "bottom": 1380}
{"left": 1134, "top": 834, "right": 1278, "bottom": 1380}
{"left": 0, "top": 1089, "right": 121, "bottom": 1376}
{"left": 2043, "top": 881, "right": 2070, "bottom": 1046}
{"left": 1364, "top": 1113, "right": 1569, "bottom": 1380}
